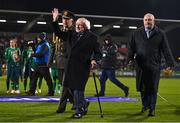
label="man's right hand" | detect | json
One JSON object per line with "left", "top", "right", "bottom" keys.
{"left": 47, "top": 61, "right": 52, "bottom": 67}
{"left": 52, "top": 8, "right": 59, "bottom": 22}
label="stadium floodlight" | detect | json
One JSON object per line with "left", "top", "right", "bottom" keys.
{"left": 37, "top": 21, "right": 47, "bottom": 25}
{"left": 58, "top": 23, "right": 63, "bottom": 25}
{"left": 129, "top": 26, "right": 137, "bottom": 29}
{"left": 17, "top": 20, "right": 27, "bottom": 24}
{"left": 93, "top": 24, "right": 103, "bottom": 27}
{"left": 113, "top": 25, "right": 120, "bottom": 28}
{"left": 0, "top": 19, "right": 7, "bottom": 22}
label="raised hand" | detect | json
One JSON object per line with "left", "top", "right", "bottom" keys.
{"left": 52, "top": 8, "right": 59, "bottom": 21}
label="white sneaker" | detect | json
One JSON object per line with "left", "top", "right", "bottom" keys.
{"left": 6, "top": 90, "right": 10, "bottom": 94}
{"left": 15, "top": 90, "right": 20, "bottom": 94}
{"left": 38, "top": 89, "right": 41, "bottom": 93}
{"left": 57, "top": 90, "right": 61, "bottom": 94}
{"left": 11, "top": 90, "right": 15, "bottom": 94}
{"left": 35, "top": 90, "right": 38, "bottom": 94}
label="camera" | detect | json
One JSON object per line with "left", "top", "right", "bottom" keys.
{"left": 27, "top": 40, "right": 35, "bottom": 46}
{"left": 25, "top": 38, "right": 38, "bottom": 47}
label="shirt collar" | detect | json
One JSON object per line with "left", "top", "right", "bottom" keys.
{"left": 145, "top": 28, "right": 152, "bottom": 32}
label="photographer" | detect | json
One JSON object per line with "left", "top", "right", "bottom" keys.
{"left": 95, "top": 34, "right": 129, "bottom": 97}
{"left": 27, "top": 32, "right": 54, "bottom": 96}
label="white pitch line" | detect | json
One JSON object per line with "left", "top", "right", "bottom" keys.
{"left": 157, "top": 93, "right": 169, "bottom": 102}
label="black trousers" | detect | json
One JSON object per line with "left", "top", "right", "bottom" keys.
{"left": 57, "top": 68, "right": 74, "bottom": 109}
{"left": 58, "top": 69, "right": 64, "bottom": 84}
{"left": 58, "top": 86, "right": 74, "bottom": 109}
{"left": 73, "top": 90, "right": 88, "bottom": 114}
{"left": 140, "top": 91, "right": 157, "bottom": 110}
{"left": 30, "top": 65, "right": 53, "bottom": 94}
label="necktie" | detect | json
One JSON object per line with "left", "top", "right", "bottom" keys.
{"left": 147, "top": 31, "right": 151, "bottom": 38}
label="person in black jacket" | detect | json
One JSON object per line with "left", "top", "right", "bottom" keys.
{"left": 94, "top": 34, "right": 129, "bottom": 97}
{"left": 127, "top": 13, "right": 176, "bottom": 117}
{"left": 49, "top": 10, "right": 75, "bottom": 113}
{"left": 52, "top": 8, "right": 101, "bottom": 119}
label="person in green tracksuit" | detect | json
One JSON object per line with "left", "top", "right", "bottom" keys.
{"left": 22, "top": 45, "right": 33, "bottom": 92}
{"left": 51, "top": 57, "right": 61, "bottom": 94}
{"left": 0, "top": 48, "right": 3, "bottom": 77}
{"left": 22, "top": 42, "right": 43, "bottom": 93}
{"left": 4, "top": 40, "right": 13, "bottom": 93}
{"left": 4, "top": 38, "right": 21, "bottom": 94}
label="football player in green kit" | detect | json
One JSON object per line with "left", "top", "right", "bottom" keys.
{"left": 4, "top": 38, "right": 21, "bottom": 94}
{"left": 22, "top": 44, "right": 34, "bottom": 92}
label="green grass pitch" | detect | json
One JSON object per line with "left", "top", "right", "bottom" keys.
{"left": 0, "top": 75, "right": 180, "bottom": 122}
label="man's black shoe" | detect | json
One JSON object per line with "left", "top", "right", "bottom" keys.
{"left": 82, "top": 101, "right": 90, "bottom": 115}
{"left": 124, "top": 87, "right": 129, "bottom": 97}
{"left": 71, "top": 113, "right": 82, "bottom": 119}
{"left": 148, "top": 110, "right": 155, "bottom": 117}
{"left": 141, "top": 107, "right": 148, "bottom": 113}
{"left": 94, "top": 92, "right": 104, "bottom": 97}
{"left": 56, "top": 107, "right": 65, "bottom": 113}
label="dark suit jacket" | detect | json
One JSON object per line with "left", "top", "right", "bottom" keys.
{"left": 128, "top": 26, "right": 175, "bottom": 93}
{"left": 52, "top": 21, "right": 101, "bottom": 91}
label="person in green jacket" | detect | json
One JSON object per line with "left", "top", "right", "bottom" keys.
{"left": 22, "top": 41, "right": 43, "bottom": 93}
{"left": 4, "top": 38, "right": 21, "bottom": 94}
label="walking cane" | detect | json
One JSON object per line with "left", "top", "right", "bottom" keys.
{"left": 92, "top": 71, "right": 103, "bottom": 118}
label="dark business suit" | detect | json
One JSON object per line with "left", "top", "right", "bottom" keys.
{"left": 128, "top": 26, "right": 175, "bottom": 114}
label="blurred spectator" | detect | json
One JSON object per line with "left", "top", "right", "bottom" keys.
{"left": 95, "top": 34, "right": 129, "bottom": 97}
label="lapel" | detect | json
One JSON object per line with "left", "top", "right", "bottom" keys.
{"left": 72, "top": 30, "right": 90, "bottom": 48}
{"left": 141, "top": 27, "right": 157, "bottom": 40}
{"left": 141, "top": 27, "right": 148, "bottom": 40}
{"left": 148, "top": 27, "right": 157, "bottom": 38}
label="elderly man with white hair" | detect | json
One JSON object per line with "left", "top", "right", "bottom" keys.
{"left": 52, "top": 8, "right": 101, "bottom": 119}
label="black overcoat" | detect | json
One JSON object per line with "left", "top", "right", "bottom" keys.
{"left": 128, "top": 26, "right": 175, "bottom": 93}
{"left": 52, "top": 21, "right": 101, "bottom": 91}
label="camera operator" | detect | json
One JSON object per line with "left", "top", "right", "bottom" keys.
{"left": 95, "top": 34, "right": 129, "bottom": 97}
{"left": 27, "top": 32, "right": 54, "bottom": 96}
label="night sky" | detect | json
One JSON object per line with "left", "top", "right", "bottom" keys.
{"left": 0, "top": 0, "right": 180, "bottom": 61}
{"left": 1, "top": 0, "right": 180, "bottom": 19}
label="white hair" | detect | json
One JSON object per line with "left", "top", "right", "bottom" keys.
{"left": 77, "top": 17, "right": 91, "bottom": 29}
{"left": 144, "top": 13, "right": 155, "bottom": 20}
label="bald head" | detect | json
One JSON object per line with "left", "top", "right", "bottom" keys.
{"left": 143, "top": 13, "right": 155, "bottom": 29}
